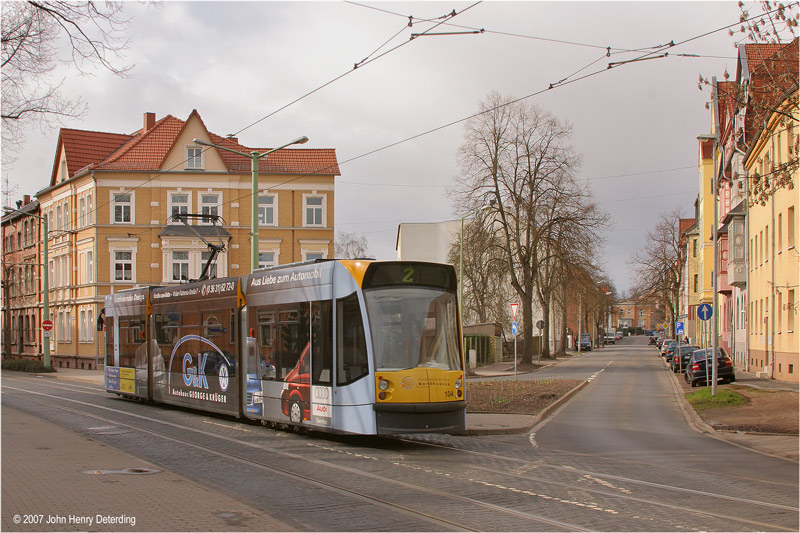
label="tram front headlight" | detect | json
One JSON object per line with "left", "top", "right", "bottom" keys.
{"left": 378, "top": 379, "right": 390, "bottom": 391}
{"left": 454, "top": 378, "right": 463, "bottom": 389}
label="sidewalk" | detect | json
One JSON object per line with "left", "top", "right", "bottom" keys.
{"left": 1, "top": 405, "right": 294, "bottom": 532}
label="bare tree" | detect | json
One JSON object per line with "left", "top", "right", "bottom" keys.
{"left": 629, "top": 209, "right": 686, "bottom": 333}
{"left": 2, "top": 1, "right": 133, "bottom": 156}
{"left": 446, "top": 215, "right": 511, "bottom": 326}
{"left": 334, "top": 229, "right": 371, "bottom": 259}
{"left": 454, "top": 92, "right": 608, "bottom": 363}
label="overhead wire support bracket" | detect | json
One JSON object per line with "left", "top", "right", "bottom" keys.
{"left": 608, "top": 53, "right": 668, "bottom": 69}
{"left": 410, "top": 29, "right": 484, "bottom": 39}
{"left": 168, "top": 213, "right": 227, "bottom": 282}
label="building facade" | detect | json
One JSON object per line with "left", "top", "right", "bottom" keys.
{"left": 30, "top": 110, "right": 339, "bottom": 368}
{"left": 1, "top": 197, "right": 44, "bottom": 359}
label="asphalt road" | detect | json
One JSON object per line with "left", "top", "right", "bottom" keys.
{"left": 3, "top": 339, "right": 798, "bottom": 532}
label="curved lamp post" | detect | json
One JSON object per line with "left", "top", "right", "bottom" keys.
{"left": 193, "top": 135, "right": 309, "bottom": 272}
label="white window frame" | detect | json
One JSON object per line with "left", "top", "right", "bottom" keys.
{"left": 171, "top": 251, "right": 190, "bottom": 281}
{"left": 258, "top": 194, "right": 278, "bottom": 227}
{"left": 299, "top": 239, "right": 330, "bottom": 262}
{"left": 79, "top": 197, "right": 85, "bottom": 227}
{"left": 302, "top": 193, "right": 326, "bottom": 227}
{"left": 198, "top": 192, "right": 221, "bottom": 225}
{"left": 186, "top": 145, "right": 204, "bottom": 170}
{"left": 168, "top": 191, "right": 191, "bottom": 222}
{"left": 201, "top": 250, "right": 218, "bottom": 279}
{"left": 113, "top": 250, "right": 134, "bottom": 281}
{"left": 110, "top": 190, "right": 135, "bottom": 224}
{"left": 86, "top": 193, "right": 93, "bottom": 224}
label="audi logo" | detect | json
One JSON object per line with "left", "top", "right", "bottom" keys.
{"left": 313, "top": 387, "right": 330, "bottom": 400}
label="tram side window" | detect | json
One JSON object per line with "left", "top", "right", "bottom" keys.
{"left": 337, "top": 293, "right": 368, "bottom": 385}
{"left": 275, "top": 305, "right": 310, "bottom": 381}
{"left": 256, "top": 310, "right": 276, "bottom": 379}
{"left": 119, "top": 318, "right": 145, "bottom": 368}
{"left": 312, "top": 301, "right": 332, "bottom": 385}
{"left": 155, "top": 314, "right": 179, "bottom": 345}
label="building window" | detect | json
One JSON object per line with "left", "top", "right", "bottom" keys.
{"left": 199, "top": 193, "right": 220, "bottom": 223}
{"left": 56, "top": 205, "right": 62, "bottom": 230}
{"left": 789, "top": 290, "right": 795, "bottom": 332}
{"left": 58, "top": 310, "right": 71, "bottom": 342}
{"left": 169, "top": 193, "right": 190, "bottom": 221}
{"left": 304, "top": 195, "right": 324, "bottom": 226}
{"left": 258, "top": 195, "right": 276, "bottom": 226}
{"left": 186, "top": 146, "right": 204, "bottom": 169}
{"left": 788, "top": 206, "right": 795, "bottom": 248}
{"left": 304, "top": 251, "right": 324, "bottom": 261}
{"left": 201, "top": 251, "right": 217, "bottom": 279}
{"left": 113, "top": 193, "right": 132, "bottom": 223}
{"left": 79, "top": 198, "right": 85, "bottom": 227}
{"left": 114, "top": 251, "right": 133, "bottom": 281}
{"left": 692, "top": 238, "right": 697, "bottom": 258}
{"left": 86, "top": 194, "right": 93, "bottom": 224}
{"left": 258, "top": 252, "right": 276, "bottom": 269}
{"left": 172, "top": 251, "right": 189, "bottom": 281}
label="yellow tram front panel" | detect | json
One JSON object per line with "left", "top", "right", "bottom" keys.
{"left": 375, "top": 368, "right": 464, "bottom": 404}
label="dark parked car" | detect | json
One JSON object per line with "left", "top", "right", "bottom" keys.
{"left": 576, "top": 333, "right": 592, "bottom": 351}
{"left": 684, "top": 348, "right": 735, "bottom": 387}
{"left": 648, "top": 336, "right": 658, "bottom": 345}
{"left": 661, "top": 340, "right": 678, "bottom": 358}
{"left": 671, "top": 345, "right": 700, "bottom": 372}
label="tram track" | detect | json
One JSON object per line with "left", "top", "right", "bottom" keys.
{"left": 2, "top": 381, "right": 588, "bottom": 532}
{"left": 4, "top": 376, "right": 798, "bottom": 531}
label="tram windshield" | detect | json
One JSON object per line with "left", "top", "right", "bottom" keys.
{"left": 364, "top": 287, "right": 462, "bottom": 371}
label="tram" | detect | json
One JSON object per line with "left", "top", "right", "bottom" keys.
{"left": 103, "top": 260, "right": 467, "bottom": 435}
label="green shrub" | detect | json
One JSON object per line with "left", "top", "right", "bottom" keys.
{"left": 1, "top": 358, "right": 56, "bottom": 373}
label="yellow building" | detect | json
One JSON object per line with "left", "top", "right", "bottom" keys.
{"left": 36, "top": 110, "right": 340, "bottom": 369}
{"left": 745, "top": 89, "right": 799, "bottom": 383}
{"left": 697, "top": 135, "right": 717, "bottom": 307}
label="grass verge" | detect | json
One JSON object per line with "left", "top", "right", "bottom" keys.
{"left": 685, "top": 388, "right": 746, "bottom": 410}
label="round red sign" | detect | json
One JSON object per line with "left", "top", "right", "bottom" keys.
{"left": 42, "top": 319, "right": 53, "bottom": 331}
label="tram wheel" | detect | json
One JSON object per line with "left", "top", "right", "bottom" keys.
{"left": 289, "top": 401, "right": 303, "bottom": 424}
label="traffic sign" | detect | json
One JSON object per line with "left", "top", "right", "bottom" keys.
{"left": 42, "top": 319, "right": 53, "bottom": 338}
{"left": 511, "top": 321, "right": 518, "bottom": 336}
{"left": 697, "top": 303, "right": 713, "bottom": 321}
{"left": 510, "top": 303, "right": 518, "bottom": 320}
{"left": 675, "top": 321, "right": 684, "bottom": 335}
{"left": 536, "top": 320, "right": 545, "bottom": 330}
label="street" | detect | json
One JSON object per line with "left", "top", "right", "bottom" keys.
{"left": 2, "top": 337, "right": 798, "bottom": 532}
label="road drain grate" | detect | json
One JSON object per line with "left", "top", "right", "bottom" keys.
{"left": 81, "top": 468, "right": 160, "bottom": 475}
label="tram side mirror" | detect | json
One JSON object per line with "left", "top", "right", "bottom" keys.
{"left": 97, "top": 308, "right": 105, "bottom": 331}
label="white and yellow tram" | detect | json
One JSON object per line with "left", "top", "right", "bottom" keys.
{"left": 103, "top": 260, "right": 466, "bottom": 435}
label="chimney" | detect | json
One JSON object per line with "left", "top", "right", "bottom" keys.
{"left": 143, "top": 112, "right": 155, "bottom": 132}
{"left": 23, "top": 195, "right": 30, "bottom": 205}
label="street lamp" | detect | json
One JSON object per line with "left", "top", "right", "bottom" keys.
{"left": 193, "top": 135, "right": 309, "bottom": 272}
{"left": 698, "top": 131, "right": 719, "bottom": 396}
{"left": 458, "top": 200, "right": 495, "bottom": 320}
{"left": 3, "top": 208, "right": 49, "bottom": 367}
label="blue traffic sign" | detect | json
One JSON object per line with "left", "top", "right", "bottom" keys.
{"left": 697, "top": 303, "right": 713, "bottom": 321}
{"left": 675, "top": 321, "right": 684, "bottom": 335}
{"left": 511, "top": 321, "right": 518, "bottom": 336}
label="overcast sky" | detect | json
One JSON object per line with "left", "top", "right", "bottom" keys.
{"left": 2, "top": 1, "right": 750, "bottom": 295}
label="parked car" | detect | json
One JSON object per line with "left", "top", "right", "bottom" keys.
{"left": 684, "top": 348, "right": 736, "bottom": 387}
{"left": 656, "top": 337, "right": 666, "bottom": 349}
{"left": 662, "top": 341, "right": 681, "bottom": 361}
{"left": 576, "top": 333, "right": 592, "bottom": 351}
{"left": 661, "top": 340, "right": 678, "bottom": 357}
{"left": 648, "top": 336, "right": 658, "bottom": 345}
{"left": 615, "top": 332, "right": 622, "bottom": 341}
{"left": 671, "top": 345, "right": 700, "bottom": 372}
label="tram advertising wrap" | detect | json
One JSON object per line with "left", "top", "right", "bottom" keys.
{"left": 103, "top": 260, "right": 466, "bottom": 435}
{"left": 149, "top": 278, "right": 241, "bottom": 417}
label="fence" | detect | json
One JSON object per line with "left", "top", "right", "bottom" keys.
{"left": 463, "top": 335, "right": 502, "bottom": 366}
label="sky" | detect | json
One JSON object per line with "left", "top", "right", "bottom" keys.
{"left": 1, "top": 1, "right": 754, "bottom": 295}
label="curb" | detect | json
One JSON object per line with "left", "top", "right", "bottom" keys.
{"left": 665, "top": 363, "right": 799, "bottom": 462}
{"left": 465, "top": 379, "right": 588, "bottom": 436}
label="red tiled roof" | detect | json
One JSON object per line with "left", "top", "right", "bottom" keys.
{"left": 55, "top": 111, "right": 340, "bottom": 182}
{"left": 51, "top": 129, "right": 132, "bottom": 185}
{"left": 679, "top": 217, "right": 696, "bottom": 235}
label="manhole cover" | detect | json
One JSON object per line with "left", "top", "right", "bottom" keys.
{"left": 81, "top": 467, "right": 160, "bottom": 475}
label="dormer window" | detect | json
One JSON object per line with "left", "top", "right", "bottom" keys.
{"left": 186, "top": 146, "right": 204, "bottom": 169}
